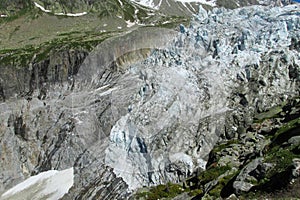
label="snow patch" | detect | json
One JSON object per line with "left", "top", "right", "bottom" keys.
{"left": 162, "top": 21, "right": 171, "bottom": 24}
{"left": 130, "top": 0, "right": 158, "bottom": 9}
{"left": 175, "top": 0, "right": 216, "bottom": 7}
{"left": 66, "top": 12, "right": 87, "bottom": 17}
{"left": 118, "top": 0, "right": 124, "bottom": 6}
{"left": 34, "top": 2, "right": 51, "bottom": 12}
{"left": 130, "top": 0, "right": 216, "bottom": 9}
{"left": 34, "top": 2, "right": 87, "bottom": 17}
{"left": 94, "top": 84, "right": 111, "bottom": 92}
{"left": 180, "top": 2, "right": 194, "bottom": 14}
{"left": 1, "top": 168, "right": 74, "bottom": 200}
{"left": 126, "top": 20, "right": 136, "bottom": 27}
{"left": 97, "top": 86, "right": 119, "bottom": 97}
{"left": 166, "top": 0, "right": 171, "bottom": 7}
{"left": 157, "top": 0, "right": 163, "bottom": 8}
{"left": 169, "top": 153, "right": 194, "bottom": 173}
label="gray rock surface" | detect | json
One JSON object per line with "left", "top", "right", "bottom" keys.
{"left": 233, "top": 158, "right": 263, "bottom": 193}
{"left": 288, "top": 136, "right": 300, "bottom": 146}
{"left": 0, "top": 49, "right": 88, "bottom": 101}
{"left": 292, "top": 158, "right": 300, "bottom": 178}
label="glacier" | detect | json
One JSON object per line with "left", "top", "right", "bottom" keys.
{"left": 104, "top": 3, "right": 300, "bottom": 190}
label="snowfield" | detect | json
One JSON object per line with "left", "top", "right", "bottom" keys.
{"left": 0, "top": 168, "right": 74, "bottom": 200}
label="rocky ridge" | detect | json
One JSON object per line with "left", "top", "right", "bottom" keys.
{"left": 0, "top": 0, "right": 294, "bottom": 18}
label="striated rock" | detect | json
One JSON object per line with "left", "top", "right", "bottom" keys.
{"left": 226, "top": 193, "right": 239, "bottom": 200}
{"left": 292, "top": 158, "right": 300, "bottom": 178}
{"left": 233, "top": 158, "right": 262, "bottom": 193}
{"left": 288, "top": 136, "right": 300, "bottom": 146}
{"left": 0, "top": 49, "right": 88, "bottom": 100}
{"left": 233, "top": 158, "right": 275, "bottom": 193}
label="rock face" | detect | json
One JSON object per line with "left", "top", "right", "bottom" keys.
{"left": 0, "top": 27, "right": 176, "bottom": 199}
{"left": 0, "top": 49, "right": 88, "bottom": 101}
{"left": 0, "top": 3, "right": 300, "bottom": 200}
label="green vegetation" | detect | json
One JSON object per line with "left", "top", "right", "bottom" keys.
{"left": 157, "top": 16, "right": 189, "bottom": 29}
{"left": 0, "top": 0, "right": 32, "bottom": 15}
{"left": 122, "top": 1, "right": 135, "bottom": 22}
{"left": 253, "top": 97, "right": 300, "bottom": 124}
{"left": 0, "top": 30, "right": 113, "bottom": 67}
{"left": 244, "top": 101, "right": 300, "bottom": 198}
{"left": 254, "top": 105, "right": 283, "bottom": 122}
{"left": 198, "top": 165, "right": 232, "bottom": 185}
{"left": 243, "top": 144, "right": 300, "bottom": 199}
{"left": 135, "top": 183, "right": 187, "bottom": 200}
{"left": 202, "top": 167, "right": 238, "bottom": 198}
{"left": 0, "top": 0, "right": 190, "bottom": 69}
{"left": 208, "top": 177, "right": 231, "bottom": 197}
{"left": 188, "top": 188, "right": 203, "bottom": 197}
{"left": 211, "top": 139, "right": 239, "bottom": 155}
{"left": 265, "top": 146, "right": 298, "bottom": 176}
{"left": 273, "top": 117, "right": 300, "bottom": 140}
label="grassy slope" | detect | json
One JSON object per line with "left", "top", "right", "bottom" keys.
{"left": 0, "top": 2, "right": 189, "bottom": 67}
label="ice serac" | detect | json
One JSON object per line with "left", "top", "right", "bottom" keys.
{"left": 0, "top": 168, "right": 73, "bottom": 200}
{"left": 104, "top": 4, "right": 300, "bottom": 190}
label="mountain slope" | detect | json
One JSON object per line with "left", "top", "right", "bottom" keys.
{"left": 0, "top": 1, "right": 299, "bottom": 200}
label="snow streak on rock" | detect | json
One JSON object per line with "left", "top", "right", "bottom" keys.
{"left": 130, "top": 0, "right": 216, "bottom": 9}
{"left": 33, "top": 2, "right": 87, "bottom": 16}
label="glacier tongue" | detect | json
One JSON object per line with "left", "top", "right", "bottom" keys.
{"left": 105, "top": 4, "right": 300, "bottom": 190}
{"left": 105, "top": 58, "right": 227, "bottom": 189}
{"left": 0, "top": 168, "right": 74, "bottom": 200}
